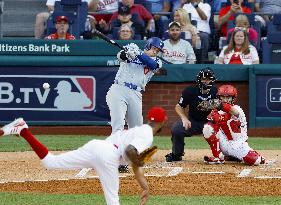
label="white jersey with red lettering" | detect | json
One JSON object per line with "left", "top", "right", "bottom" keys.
{"left": 96, "top": 0, "right": 118, "bottom": 12}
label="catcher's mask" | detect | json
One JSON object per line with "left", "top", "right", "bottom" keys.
{"left": 217, "top": 84, "right": 238, "bottom": 104}
{"left": 196, "top": 67, "right": 216, "bottom": 93}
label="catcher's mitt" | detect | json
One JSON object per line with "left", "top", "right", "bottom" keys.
{"left": 197, "top": 99, "right": 221, "bottom": 111}
{"left": 139, "top": 145, "right": 158, "bottom": 164}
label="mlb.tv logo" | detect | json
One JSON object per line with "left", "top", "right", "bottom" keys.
{"left": 0, "top": 75, "right": 95, "bottom": 111}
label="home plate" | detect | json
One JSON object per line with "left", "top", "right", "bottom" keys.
{"left": 166, "top": 167, "right": 183, "bottom": 177}
{"left": 237, "top": 169, "right": 252, "bottom": 177}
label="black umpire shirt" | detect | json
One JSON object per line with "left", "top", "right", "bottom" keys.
{"left": 178, "top": 85, "right": 218, "bottom": 122}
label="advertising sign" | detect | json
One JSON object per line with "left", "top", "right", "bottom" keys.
{"left": 0, "top": 67, "right": 117, "bottom": 124}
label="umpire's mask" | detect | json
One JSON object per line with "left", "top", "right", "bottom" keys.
{"left": 196, "top": 67, "right": 216, "bottom": 94}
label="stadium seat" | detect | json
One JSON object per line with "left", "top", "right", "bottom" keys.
{"left": 262, "top": 32, "right": 281, "bottom": 64}
{"left": 267, "top": 14, "right": 281, "bottom": 33}
{"left": 48, "top": 0, "right": 88, "bottom": 39}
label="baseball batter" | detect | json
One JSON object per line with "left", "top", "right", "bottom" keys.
{"left": 0, "top": 107, "right": 167, "bottom": 205}
{"left": 203, "top": 84, "right": 266, "bottom": 165}
{"left": 106, "top": 37, "right": 164, "bottom": 134}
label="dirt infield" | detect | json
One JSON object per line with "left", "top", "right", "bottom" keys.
{"left": 0, "top": 149, "right": 280, "bottom": 196}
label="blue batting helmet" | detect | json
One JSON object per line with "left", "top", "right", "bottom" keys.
{"left": 144, "top": 37, "right": 164, "bottom": 52}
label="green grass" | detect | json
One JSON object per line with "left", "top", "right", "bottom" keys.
{"left": 1, "top": 135, "right": 280, "bottom": 204}
{"left": 1, "top": 193, "right": 281, "bottom": 205}
{"left": 0, "top": 135, "right": 280, "bottom": 152}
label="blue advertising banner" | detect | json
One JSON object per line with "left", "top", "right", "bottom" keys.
{"left": 0, "top": 66, "right": 118, "bottom": 125}
{"left": 256, "top": 75, "right": 281, "bottom": 117}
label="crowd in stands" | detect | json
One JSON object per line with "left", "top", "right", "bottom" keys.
{"left": 37, "top": 0, "right": 281, "bottom": 64}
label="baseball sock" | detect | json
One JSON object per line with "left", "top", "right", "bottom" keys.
{"left": 20, "top": 128, "right": 48, "bottom": 159}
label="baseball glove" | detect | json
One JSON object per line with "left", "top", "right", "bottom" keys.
{"left": 197, "top": 99, "right": 221, "bottom": 111}
{"left": 139, "top": 145, "right": 158, "bottom": 164}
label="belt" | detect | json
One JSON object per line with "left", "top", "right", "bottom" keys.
{"left": 114, "top": 80, "right": 143, "bottom": 92}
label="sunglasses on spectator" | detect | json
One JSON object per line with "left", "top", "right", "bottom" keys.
{"left": 120, "top": 30, "right": 131, "bottom": 32}
{"left": 234, "top": 27, "right": 246, "bottom": 31}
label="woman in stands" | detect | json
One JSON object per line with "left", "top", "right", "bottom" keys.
{"left": 173, "top": 8, "right": 199, "bottom": 48}
{"left": 227, "top": 14, "right": 258, "bottom": 48}
{"left": 117, "top": 24, "right": 134, "bottom": 40}
{"left": 217, "top": 28, "right": 259, "bottom": 64}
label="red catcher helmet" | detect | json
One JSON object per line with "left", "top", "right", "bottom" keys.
{"left": 217, "top": 84, "right": 238, "bottom": 103}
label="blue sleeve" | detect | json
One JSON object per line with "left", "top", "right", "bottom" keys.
{"left": 137, "top": 53, "right": 158, "bottom": 70}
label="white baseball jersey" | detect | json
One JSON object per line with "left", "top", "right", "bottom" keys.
{"left": 161, "top": 39, "right": 196, "bottom": 64}
{"left": 115, "top": 54, "right": 161, "bottom": 91}
{"left": 41, "top": 124, "right": 153, "bottom": 205}
{"left": 95, "top": 0, "right": 118, "bottom": 12}
{"left": 106, "top": 124, "right": 153, "bottom": 161}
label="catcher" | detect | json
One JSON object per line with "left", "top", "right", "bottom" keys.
{"left": 202, "top": 84, "right": 266, "bottom": 165}
{"left": 0, "top": 106, "right": 166, "bottom": 205}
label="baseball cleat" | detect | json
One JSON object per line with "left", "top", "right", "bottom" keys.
{"left": 1, "top": 118, "right": 28, "bottom": 136}
{"left": 118, "top": 165, "right": 129, "bottom": 173}
{"left": 204, "top": 156, "right": 225, "bottom": 165}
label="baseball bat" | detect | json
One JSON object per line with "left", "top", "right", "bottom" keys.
{"left": 92, "top": 29, "right": 172, "bottom": 65}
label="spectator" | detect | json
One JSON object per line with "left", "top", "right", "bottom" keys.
{"left": 160, "top": 21, "right": 196, "bottom": 64}
{"left": 34, "top": 0, "right": 56, "bottom": 39}
{"left": 173, "top": 8, "right": 199, "bottom": 48}
{"left": 88, "top": 0, "right": 118, "bottom": 31}
{"left": 106, "top": 5, "right": 145, "bottom": 38}
{"left": 218, "top": 0, "right": 252, "bottom": 37}
{"left": 254, "top": 0, "right": 281, "bottom": 22}
{"left": 35, "top": 0, "right": 95, "bottom": 39}
{"left": 117, "top": 24, "right": 134, "bottom": 40}
{"left": 109, "top": 0, "right": 155, "bottom": 35}
{"left": 183, "top": 0, "right": 211, "bottom": 62}
{"left": 227, "top": 14, "right": 258, "bottom": 47}
{"left": 217, "top": 28, "right": 259, "bottom": 64}
{"left": 45, "top": 16, "right": 76, "bottom": 40}
{"left": 165, "top": 68, "right": 217, "bottom": 162}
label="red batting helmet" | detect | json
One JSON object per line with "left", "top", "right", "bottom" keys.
{"left": 217, "top": 84, "right": 238, "bottom": 104}
{"left": 148, "top": 106, "right": 167, "bottom": 122}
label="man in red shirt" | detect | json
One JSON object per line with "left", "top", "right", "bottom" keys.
{"left": 218, "top": 0, "right": 251, "bottom": 37}
{"left": 45, "top": 16, "right": 76, "bottom": 40}
{"left": 109, "top": 0, "right": 154, "bottom": 33}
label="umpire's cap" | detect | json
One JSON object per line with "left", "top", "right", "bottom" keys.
{"left": 148, "top": 106, "right": 167, "bottom": 122}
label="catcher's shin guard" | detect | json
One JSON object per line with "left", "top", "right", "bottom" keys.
{"left": 243, "top": 150, "right": 265, "bottom": 165}
{"left": 203, "top": 123, "right": 223, "bottom": 158}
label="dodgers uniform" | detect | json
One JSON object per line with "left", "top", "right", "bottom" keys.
{"left": 106, "top": 43, "right": 162, "bottom": 133}
{"left": 41, "top": 124, "right": 153, "bottom": 205}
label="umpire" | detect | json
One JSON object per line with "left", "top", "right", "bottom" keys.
{"left": 165, "top": 67, "right": 217, "bottom": 162}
